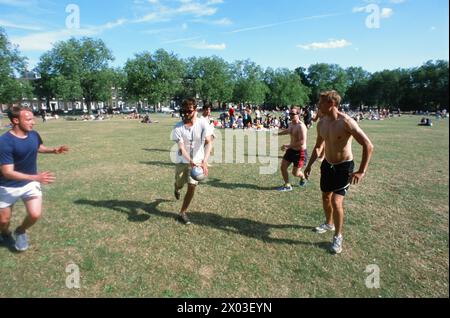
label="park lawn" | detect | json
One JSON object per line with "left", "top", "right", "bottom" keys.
{"left": 0, "top": 114, "right": 448, "bottom": 297}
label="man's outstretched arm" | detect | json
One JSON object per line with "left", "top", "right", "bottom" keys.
{"left": 38, "top": 145, "right": 69, "bottom": 154}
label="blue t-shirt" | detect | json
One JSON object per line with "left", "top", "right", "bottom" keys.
{"left": 0, "top": 130, "right": 43, "bottom": 187}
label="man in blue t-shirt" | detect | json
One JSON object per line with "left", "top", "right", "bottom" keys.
{"left": 0, "top": 106, "right": 69, "bottom": 252}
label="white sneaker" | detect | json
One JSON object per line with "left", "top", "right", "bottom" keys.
{"left": 331, "top": 235, "right": 343, "bottom": 254}
{"left": 277, "top": 185, "right": 293, "bottom": 192}
{"left": 314, "top": 223, "right": 335, "bottom": 234}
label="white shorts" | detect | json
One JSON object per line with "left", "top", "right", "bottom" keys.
{"left": 0, "top": 181, "right": 42, "bottom": 208}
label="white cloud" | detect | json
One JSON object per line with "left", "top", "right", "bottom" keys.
{"left": 134, "top": 12, "right": 161, "bottom": 23}
{"left": 11, "top": 29, "right": 95, "bottom": 51}
{"left": 176, "top": 3, "right": 217, "bottom": 16}
{"left": 227, "top": 13, "right": 340, "bottom": 34}
{"left": 192, "top": 17, "right": 232, "bottom": 25}
{"left": 10, "top": 18, "right": 126, "bottom": 51}
{"left": 0, "top": 19, "right": 43, "bottom": 31}
{"left": 164, "top": 36, "right": 201, "bottom": 44}
{"left": 101, "top": 19, "right": 127, "bottom": 30}
{"left": 189, "top": 40, "right": 226, "bottom": 50}
{"left": 207, "top": 0, "right": 223, "bottom": 4}
{"left": 381, "top": 7, "right": 393, "bottom": 18}
{"left": 389, "top": 0, "right": 406, "bottom": 4}
{"left": 143, "top": 28, "right": 169, "bottom": 35}
{"left": 213, "top": 17, "right": 232, "bottom": 25}
{"left": 0, "top": 0, "right": 34, "bottom": 6}
{"left": 352, "top": 6, "right": 367, "bottom": 13}
{"left": 297, "top": 39, "right": 352, "bottom": 50}
{"left": 181, "top": 23, "right": 188, "bottom": 30}
{"left": 134, "top": 0, "right": 221, "bottom": 24}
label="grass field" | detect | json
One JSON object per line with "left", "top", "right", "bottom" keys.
{"left": 0, "top": 113, "right": 448, "bottom": 298}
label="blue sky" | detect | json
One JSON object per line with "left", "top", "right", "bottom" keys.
{"left": 1, "top": 0, "right": 448, "bottom": 73}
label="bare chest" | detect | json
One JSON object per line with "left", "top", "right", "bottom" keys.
{"left": 319, "top": 120, "right": 349, "bottom": 144}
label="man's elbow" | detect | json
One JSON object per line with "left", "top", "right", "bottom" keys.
{"left": 366, "top": 141, "right": 374, "bottom": 154}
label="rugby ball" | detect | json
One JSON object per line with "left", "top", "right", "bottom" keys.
{"left": 191, "top": 166, "right": 206, "bottom": 182}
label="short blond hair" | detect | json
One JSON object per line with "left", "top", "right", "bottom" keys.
{"left": 320, "top": 90, "right": 341, "bottom": 107}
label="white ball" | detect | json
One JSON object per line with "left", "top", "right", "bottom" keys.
{"left": 191, "top": 166, "right": 206, "bottom": 181}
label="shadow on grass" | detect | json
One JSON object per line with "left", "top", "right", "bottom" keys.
{"left": 74, "top": 198, "right": 171, "bottom": 222}
{"left": 140, "top": 161, "right": 175, "bottom": 167}
{"left": 0, "top": 241, "right": 19, "bottom": 253}
{"left": 142, "top": 148, "right": 171, "bottom": 153}
{"left": 205, "top": 178, "right": 279, "bottom": 191}
{"left": 74, "top": 198, "right": 329, "bottom": 249}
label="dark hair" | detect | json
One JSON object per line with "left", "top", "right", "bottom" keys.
{"left": 182, "top": 97, "right": 197, "bottom": 110}
{"left": 7, "top": 105, "right": 32, "bottom": 123}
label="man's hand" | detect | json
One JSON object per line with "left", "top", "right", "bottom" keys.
{"left": 349, "top": 171, "right": 365, "bottom": 185}
{"left": 54, "top": 145, "right": 69, "bottom": 154}
{"left": 281, "top": 144, "right": 289, "bottom": 151}
{"left": 36, "top": 171, "right": 55, "bottom": 184}
{"left": 304, "top": 166, "right": 311, "bottom": 180}
{"left": 201, "top": 160, "right": 209, "bottom": 176}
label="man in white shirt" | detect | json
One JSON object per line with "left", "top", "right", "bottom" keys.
{"left": 172, "top": 98, "right": 213, "bottom": 224}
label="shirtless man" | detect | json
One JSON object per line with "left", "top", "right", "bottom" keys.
{"left": 304, "top": 91, "right": 373, "bottom": 254}
{"left": 275, "top": 106, "right": 308, "bottom": 192}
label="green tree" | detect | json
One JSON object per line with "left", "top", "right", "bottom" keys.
{"left": 345, "top": 66, "right": 371, "bottom": 110}
{"left": 231, "top": 60, "right": 268, "bottom": 105}
{"left": 0, "top": 28, "right": 28, "bottom": 104}
{"left": 186, "top": 56, "right": 234, "bottom": 108}
{"left": 366, "top": 69, "right": 405, "bottom": 109}
{"left": 307, "top": 63, "right": 348, "bottom": 104}
{"left": 264, "top": 68, "right": 310, "bottom": 108}
{"left": 125, "top": 49, "right": 185, "bottom": 111}
{"left": 404, "top": 60, "right": 449, "bottom": 111}
{"left": 35, "top": 37, "right": 114, "bottom": 112}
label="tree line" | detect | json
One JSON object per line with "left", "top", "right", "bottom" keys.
{"left": 1, "top": 28, "right": 448, "bottom": 112}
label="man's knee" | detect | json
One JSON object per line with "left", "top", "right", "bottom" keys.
{"left": 27, "top": 207, "right": 42, "bottom": 221}
{"left": 322, "top": 192, "right": 332, "bottom": 204}
{"left": 27, "top": 209, "right": 42, "bottom": 221}
{"left": 0, "top": 208, "right": 12, "bottom": 223}
{"left": 331, "top": 194, "right": 344, "bottom": 209}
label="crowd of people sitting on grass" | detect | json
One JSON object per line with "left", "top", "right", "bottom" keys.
{"left": 199, "top": 103, "right": 410, "bottom": 130}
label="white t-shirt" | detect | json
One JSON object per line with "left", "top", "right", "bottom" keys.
{"left": 172, "top": 118, "right": 214, "bottom": 164}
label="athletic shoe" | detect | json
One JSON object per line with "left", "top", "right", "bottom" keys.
{"left": 178, "top": 213, "right": 192, "bottom": 225}
{"left": 314, "top": 223, "right": 335, "bottom": 234}
{"left": 0, "top": 232, "right": 15, "bottom": 246}
{"left": 299, "top": 178, "right": 308, "bottom": 187}
{"left": 331, "top": 235, "right": 343, "bottom": 254}
{"left": 277, "top": 185, "right": 293, "bottom": 192}
{"left": 14, "top": 230, "right": 29, "bottom": 252}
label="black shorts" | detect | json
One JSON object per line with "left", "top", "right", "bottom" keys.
{"left": 283, "top": 148, "right": 308, "bottom": 169}
{"left": 320, "top": 160, "right": 354, "bottom": 196}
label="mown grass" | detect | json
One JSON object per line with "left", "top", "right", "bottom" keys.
{"left": 0, "top": 114, "right": 448, "bottom": 297}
